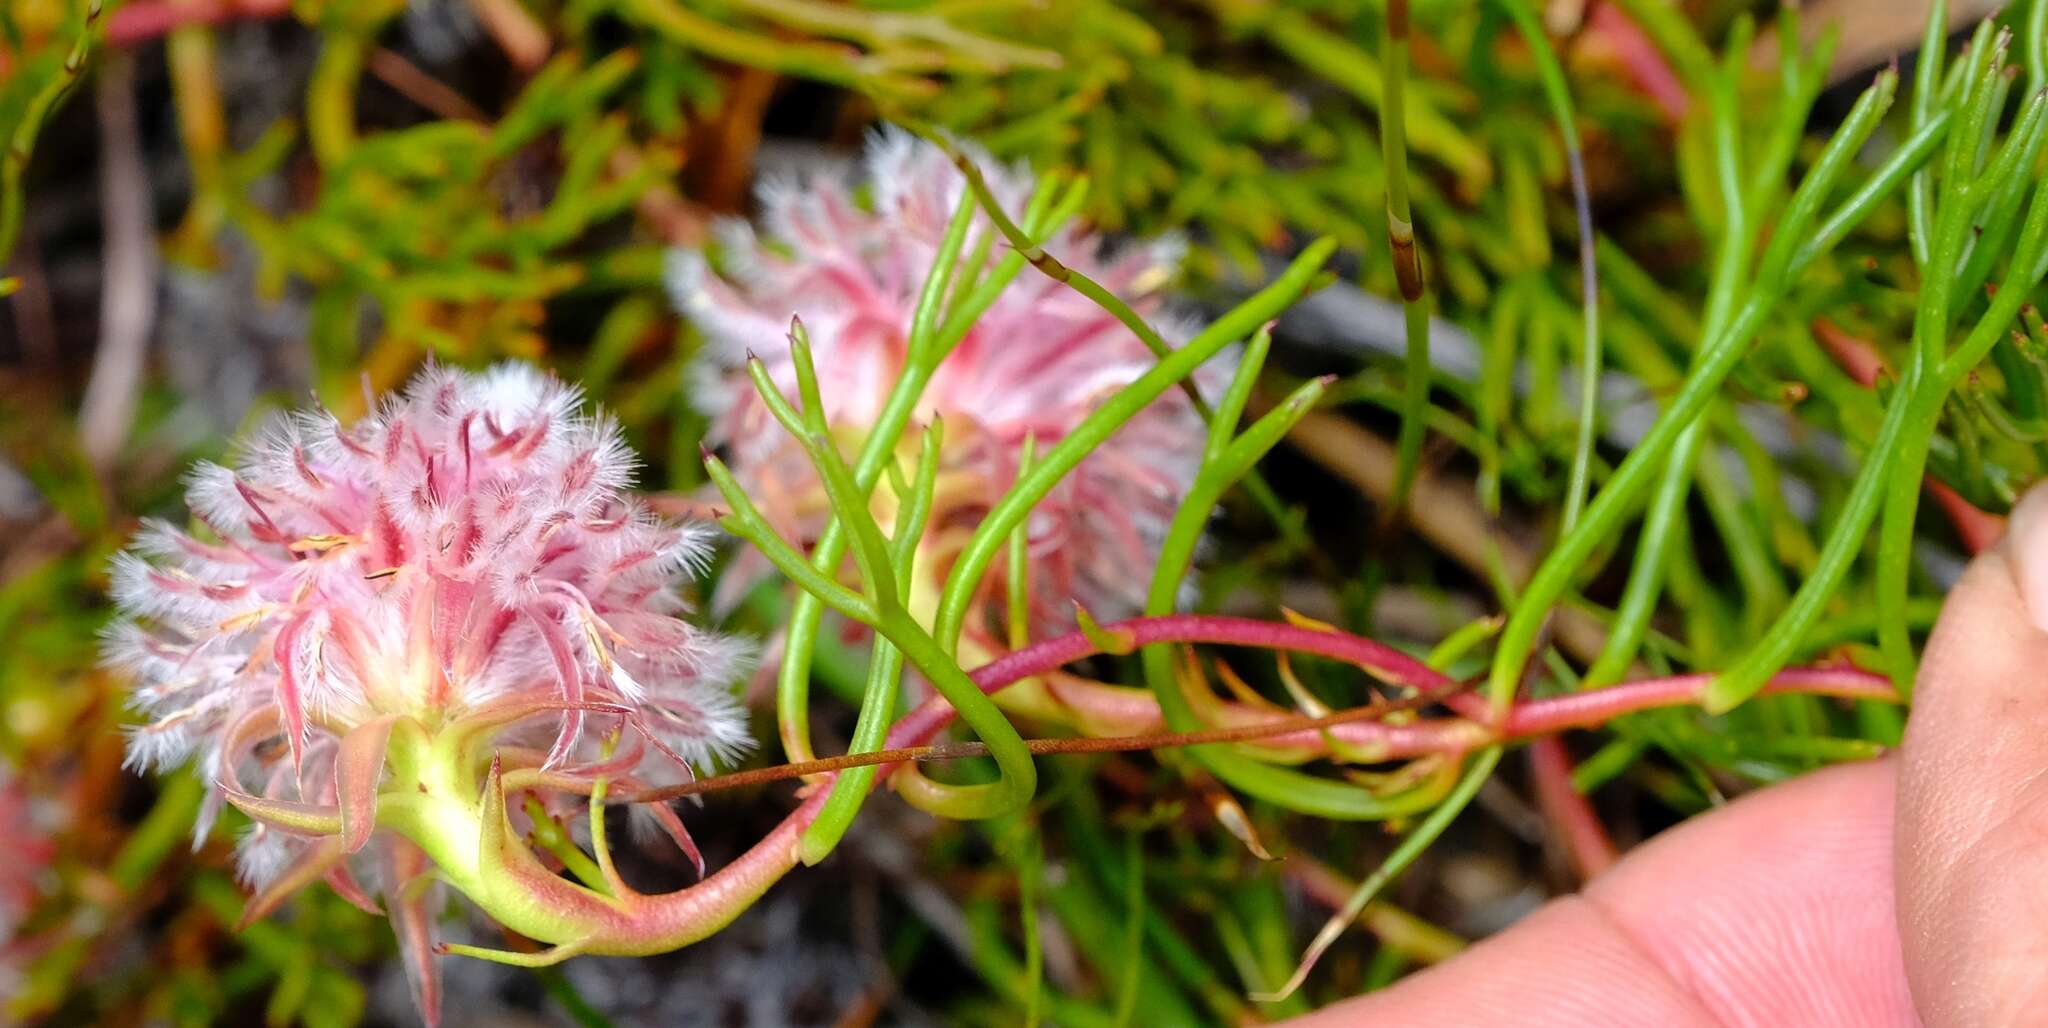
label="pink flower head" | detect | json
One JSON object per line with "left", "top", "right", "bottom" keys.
{"left": 668, "top": 128, "right": 1216, "bottom": 625}
{"left": 102, "top": 363, "right": 751, "bottom": 1020}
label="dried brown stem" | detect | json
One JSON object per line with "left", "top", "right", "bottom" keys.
{"left": 366, "top": 49, "right": 487, "bottom": 123}
{"left": 79, "top": 54, "right": 157, "bottom": 474}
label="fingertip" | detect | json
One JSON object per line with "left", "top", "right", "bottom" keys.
{"left": 2005, "top": 483, "right": 2048, "bottom": 633}
{"left": 1897, "top": 484, "right": 2048, "bottom": 1024}
{"left": 1586, "top": 762, "right": 1908, "bottom": 1027}
{"left": 1286, "top": 897, "right": 1717, "bottom": 1027}
{"left": 1290, "top": 764, "right": 1906, "bottom": 1027}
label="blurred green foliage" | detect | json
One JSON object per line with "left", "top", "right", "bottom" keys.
{"left": 2, "top": 0, "right": 2047, "bottom": 1023}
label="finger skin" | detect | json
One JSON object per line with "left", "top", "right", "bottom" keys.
{"left": 1897, "top": 532, "right": 2048, "bottom": 1025}
{"left": 1295, "top": 492, "right": 2048, "bottom": 1028}
{"left": 1291, "top": 761, "right": 1910, "bottom": 1027}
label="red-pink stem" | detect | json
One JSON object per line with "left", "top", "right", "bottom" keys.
{"left": 604, "top": 615, "right": 1895, "bottom": 953}
{"left": 1588, "top": 2, "right": 1689, "bottom": 123}
{"left": 1812, "top": 316, "right": 2007, "bottom": 553}
{"left": 1503, "top": 668, "right": 1891, "bottom": 733}
{"left": 107, "top": 0, "right": 291, "bottom": 47}
{"left": 887, "top": 615, "right": 1896, "bottom": 762}
{"left": 967, "top": 613, "right": 1458, "bottom": 693}
{"left": 1527, "top": 736, "right": 1617, "bottom": 881}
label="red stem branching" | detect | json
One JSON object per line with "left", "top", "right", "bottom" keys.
{"left": 619, "top": 614, "right": 1895, "bottom": 805}
{"left": 478, "top": 613, "right": 1894, "bottom": 959}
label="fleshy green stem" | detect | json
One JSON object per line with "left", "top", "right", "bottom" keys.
{"left": 1380, "top": 0, "right": 1432, "bottom": 526}
{"left": 931, "top": 239, "right": 1338, "bottom": 654}
{"left": 720, "top": 345, "right": 1039, "bottom": 820}
{"left": 1487, "top": 70, "right": 1900, "bottom": 711}
{"left": 775, "top": 180, "right": 999, "bottom": 764}
{"left": 2, "top": 2, "right": 101, "bottom": 292}
{"left": 1712, "top": 87, "right": 2048, "bottom": 709}
{"left": 1133, "top": 376, "right": 1461, "bottom": 819}
{"left": 799, "top": 421, "right": 943, "bottom": 862}
{"left": 1491, "top": 0, "right": 1600, "bottom": 537}
{"left": 1255, "top": 746, "right": 1501, "bottom": 1003}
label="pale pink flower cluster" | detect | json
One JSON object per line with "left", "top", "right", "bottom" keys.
{"left": 104, "top": 363, "right": 751, "bottom": 880}
{"left": 667, "top": 128, "right": 1214, "bottom": 625}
